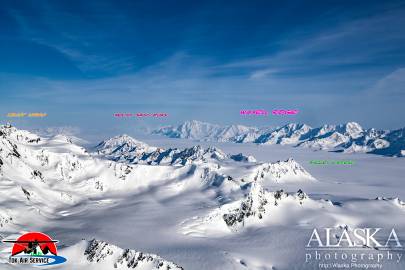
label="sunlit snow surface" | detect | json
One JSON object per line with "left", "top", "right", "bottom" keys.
{"left": 0, "top": 126, "right": 405, "bottom": 269}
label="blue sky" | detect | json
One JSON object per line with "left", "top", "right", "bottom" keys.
{"left": 1, "top": 0, "right": 405, "bottom": 140}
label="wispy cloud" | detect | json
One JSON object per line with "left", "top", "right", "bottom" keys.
{"left": 369, "top": 68, "right": 405, "bottom": 97}
{"left": 220, "top": 7, "right": 405, "bottom": 79}
{"left": 249, "top": 69, "right": 278, "bottom": 80}
{"left": 1, "top": 1, "right": 405, "bottom": 132}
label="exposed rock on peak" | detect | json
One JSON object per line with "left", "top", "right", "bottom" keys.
{"left": 84, "top": 239, "right": 183, "bottom": 269}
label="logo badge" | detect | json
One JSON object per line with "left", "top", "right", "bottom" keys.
{"left": 2, "top": 232, "right": 67, "bottom": 266}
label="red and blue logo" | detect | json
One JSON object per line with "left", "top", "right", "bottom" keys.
{"left": 2, "top": 232, "right": 67, "bottom": 266}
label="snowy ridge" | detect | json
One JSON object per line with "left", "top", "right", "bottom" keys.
{"left": 257, "top": 123, "right": 312, "bottom": 145}
{"left": 155, "top": 157, "right": 316, "bottom": 202}
{"left": 0, "top": 123, "right": 41, "bottom": 144}
{"left": 153, "top": 120, "right": 405, "bottom": 157}
{"left": 59, "top": 239, "right": 184, "bottom": 270}
{"left": 84, "top": 239, "right": 183, "bottom": 269}
{"left": 31, "top": 126, "right": 88, "bottom": 145}
{"left": 375, "top": 196, "right": 405, "bottom": 208}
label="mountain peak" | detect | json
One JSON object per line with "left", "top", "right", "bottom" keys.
{"left": 341, "top": 122, "right": 363, "bottom": 138}
{"left": 96, "top": 134, "right": 147, "bottom": 149}
{"left": 153, "top": 120, "right": 256, "bottom": 142}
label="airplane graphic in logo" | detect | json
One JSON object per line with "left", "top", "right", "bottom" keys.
{"left": 2, "top": 232, "right": 67, "bottom": 266}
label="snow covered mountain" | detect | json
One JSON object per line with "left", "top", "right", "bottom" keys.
{"left": 245, "top": 158, "right": 316, "bottom": 183}
{"left": 91, "top": 134, "right": 316, "bottom": 196}
{"left": 181, "top": 182, "right": 330, "bottom": 236}
{"left": 182, "top": 181, "right": 405, "bottom": 238}
{"left": 369, "top": 127, "right": 405, "bottom": 157}
{"left": 0, "top": 124, "right": 314, "bottom": 200}
{"left": 0, "top": 124, "right": 315, "bottom": 223}
{"left": 153, "top": 120, "right": 405, "bottom": 157}
{"left": 152, "top": 120, "right": 261, "bottom": 142}
{"left": 93, "top": 134, "right": 159, "bottom": 163}
{"left": 221, "top": 183, "right": 309, "bottom": 231}
{"left": 93, "top": 134, "right": 256, "bottom": 165}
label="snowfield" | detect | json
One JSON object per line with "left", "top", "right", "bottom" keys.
{"left": 1, "top": 123, "right": 405, "bottom": 269}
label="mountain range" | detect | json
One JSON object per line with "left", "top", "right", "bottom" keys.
{"left": 1, "top": 123, "right": 405, "bottom": 269}
{"left": 152, "top": 120, "right": 405, "bottom": 157}
{"left": 0, "top": 123, "right": 316, "bottom": 268}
